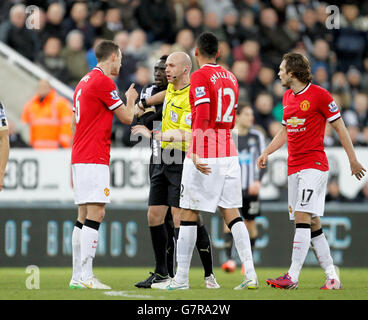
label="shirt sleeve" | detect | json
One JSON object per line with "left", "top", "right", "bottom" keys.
{"left": 319, "top": 89, "right": 341, "bottom": 122}
{"left": 190, "top": 71, "right": 210, "bottom": 120}
{"left": 0, "top": 102, "right": 8, "bottom": 130}
{"left": 96, "top": 77, "right": 123, "bottom": 111}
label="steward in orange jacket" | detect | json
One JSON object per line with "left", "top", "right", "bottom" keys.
{"left": 21, "top": 79, "right": 73, "bottom": 149}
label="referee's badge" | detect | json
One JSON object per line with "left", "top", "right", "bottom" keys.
{"left": 170, "top": 110, "right": 178, "bottom": 122}
{"left": 184, "top": 113, "right": 192, "bottom": 126}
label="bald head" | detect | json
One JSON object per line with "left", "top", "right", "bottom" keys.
{"left": 165, "top": 52, "right": 192, "bottom": 85}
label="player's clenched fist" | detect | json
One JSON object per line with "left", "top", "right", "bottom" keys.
{"left": 256, "top": 153, "right": 268, "bottom": 170}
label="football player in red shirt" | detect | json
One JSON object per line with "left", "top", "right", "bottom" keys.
{"left": 257, "top": 53, "right": 366, "bottom": 290}
{"left": 70, "top": 40, "right": 138, "bottom": 289}
{"left": 159, "top": 32, "right": 258, "bottom": 290}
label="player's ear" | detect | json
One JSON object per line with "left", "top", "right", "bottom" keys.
{"left": 215, "top": 49, "right": 220, "bottom": 59}
{"left": 195, "top": 47, "right": 199, "bottom": 57}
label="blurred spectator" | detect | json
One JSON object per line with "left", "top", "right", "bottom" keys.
{"left": 203, "top": 11, "right": 227, "bottom": 42}
{"left": 310, "top": 38, "right": 335, "bottom": 78}
{"left": 217, "top": 40, "right": 234, "bottom": 68}
{"left": 231, "top": 60, "right": 251, "bottom": 104}
{"left": 87, "top": 8, "right": 106, "bottom": 40}
{"left": 103, "top": 5, "right": 123, "bottom": 40}
{"left": 301, "top": 8, "right": 327, "bottom": 53}
{"left": 132, "top": 63, "right": 152, "bottom": 96}
{"left": 346, "top": 66, "right": 363, "bottom": 97}
{"left": 21, "top": 79, "right": 73, "bottom": 149}
{"left": 222, "top": 8, "right": 241, "bottom": 48}
{"left": 353, "top": 92, "right": 368, "bottom": 129}
{"left": 115, "top": 0, "right": 139, "bottom": 32}
{"left": 125, "top": 29, "right": 151, "bottom": 64}
{"left": 268, "top": 120, "right": 282, "bottom": 139}
{"left": 333, "top": 3, "right": 368, "bottom": 72}
{"left": 356, "top": 180, "right": 368, "bottom": 202}
{"left": 258, "top": 7, "right": 296, "bottom": 70}
{"left": 271, "top": 79, "right": 284, "bottom": 122}
{"left": 324, "top": 122, "right": 338, "bottom": 147}
{"left": 171, "top": 28, "right": 197, "bottom": 70}
{"left": 114, "top": 31, "right": 137, "bottom": 92}
{"left": 42, "top": 2, "right": 65, "bottom": 45}
{"left": 253, "top": 92, "right": 276, "bottom": 138}
{"left": 232, "top": 38, "right": 262, "bottom": 84}
{"left": 183, "top": 6, "right": 204, "bottom": 39}
{"left": 36, "top": 37, "right": 71, "bottom": 83}
{"left": 202, "top": 0, "right": 236, "bottom": 24}
{"left": 62, "top": 1, "right": 93, "bottom": 49}
{"left": 233, "top": 0, "right": 261, "bottom": 16}
{"left": 8, "top": 120, "right": 29, "bottom": 148}
{"left": 0, "top": 3, "right": 39, "bottom": 61}
{"left": 325, "top": 176, "right": 350, "bottom": 202}
{"left": 61, "top": 30, "right": 90, "bottom": 88}
{"left": 312, "top": 63, "right": 330, "bottom": 90}
{"left": 135, "top": 0, "right": 176, "bottom": 43}
{"left": 251, "top": 65, "right": 275, "bottom": 103}
{"left": 236, "top": 9, "right": 259, "bottom": 43}
{"left": 86, "top": 37, "right": 103, "bottom": 69}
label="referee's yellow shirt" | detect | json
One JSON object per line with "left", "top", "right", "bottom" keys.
{"left": 161, "top": 83, "right": 192, "bottom": 152}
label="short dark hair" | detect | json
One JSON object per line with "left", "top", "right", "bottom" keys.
{"left": 282, "top": 52, "right": 313, "bottom": 84}
{"left": 196, "top": 32, "right": 218, "bottom": 58}
{"left": 159, "top": 55, "right": 168, "bottom": 62}
{"left": 95, "top": 40, "right": 120, "bottom": 62}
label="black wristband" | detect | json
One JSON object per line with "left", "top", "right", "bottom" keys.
{"left": 141, "top": 98, "right": 147, "bottom": 108}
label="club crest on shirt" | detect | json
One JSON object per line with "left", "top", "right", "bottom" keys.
{"left": 300, "top": 100, "right": 310, "bottom": 111}
{"left": 328, "top": 100, "right": 338, "bottom": 113}
{"left": 170, "top": 110, "right": 178, "bottom": 123}
{"left": 110, "top": 90, "right": 120, "bottom": 100}
{"left": 195, "top": 86, "right": 206, "bottom": 98}
{"left": 104, "top": 188, "right": 110, "bottom": 196}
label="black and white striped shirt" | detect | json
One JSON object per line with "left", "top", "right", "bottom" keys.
{"left": 233, "top": 128, "right": 266, "bottom": 192}
{"left": 0, "top": 102, "right": 8, "bottom": 130}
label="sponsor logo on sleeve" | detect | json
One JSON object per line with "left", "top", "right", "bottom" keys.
{"left": 110, "top": 90, "right": 120, "bottom": 100}
{"left": 195, "top": 86, "right": 206, "bottom": 98}
{"left": 328, "top": 100, "right": 338, "bottom": 113}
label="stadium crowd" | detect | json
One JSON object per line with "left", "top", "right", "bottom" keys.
{"left": 0, "top": 0, "right": 368, "bottom": 202}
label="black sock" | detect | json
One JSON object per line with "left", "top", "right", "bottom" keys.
{"left": 166, "top": 222, "right": 176, "bottom": 278}
{"left": 84, "top": 219, "right": 100, "bottom": 231}
{"left": 224, "top": 232, "right": 233, "bottom": 260}
{"left": 250, "top": 237, "right": 257, "bottom": 251}
{"left": 150, "top": 224, "right": 168, "bottom": 277}
{"left": 196, "top": 225, "right": 213, "bottom": 278}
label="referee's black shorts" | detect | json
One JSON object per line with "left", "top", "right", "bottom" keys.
{"left": 148, "top": 162, "right": 183, "bottom": 208}
{"left": 148, "top": 149, "right": 185, "bottom": 208}
{"left": 240, "top": 193, "right": 261, "bottom": 220}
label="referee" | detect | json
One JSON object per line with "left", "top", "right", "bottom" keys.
{"left": 222, "top": 104, "right": 266, "bottom": 272}
{"left": 132, "top": 52, "right": 219, "bottom": 289}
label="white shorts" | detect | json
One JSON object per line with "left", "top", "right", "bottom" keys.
{"left": 288, "top": 168, "right": 328, "bottom": 220}
{"left": 72, "top": 164, "right": 111, "bottom": 205}
{"left": 180, "top": 156, "right": 242, "bottom": 213}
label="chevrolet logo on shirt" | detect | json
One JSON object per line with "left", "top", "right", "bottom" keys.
{"left": 287, "top": 117, "right": 305, "bottom": 127}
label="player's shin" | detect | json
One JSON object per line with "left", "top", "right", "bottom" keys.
{"left": 288, "top": 223, "right": 311, "bottom": 282}
{"left": 311, "top": 228, "right": 339, "bottom": 280}
{"left": 80, "top": 219, "right": 100, "bottom": 281}
{"left": 174, "top": 221, "right": 197, "bottom": 284}
{"left": 72, "top": 220, "right": 83, "bottom": 281}
{"left": 229, "top": 217, "right": 257, "bottom": 279}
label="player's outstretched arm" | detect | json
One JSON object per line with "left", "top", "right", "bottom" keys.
{"left": 114, "top": 83, "right": 138, "bottom": 124}
{"left": 257, "top": 125, "right": 287, "bottom": 169}
{"left": 135, "top": 90, "right": 166, "bottom": 116}
{"left": 330, "top": 117, "right": 366, "bottom": 180}
{"left": 0, "top": 128, "right": 9, "bottom": 191}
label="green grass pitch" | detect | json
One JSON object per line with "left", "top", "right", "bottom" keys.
{"left": 1, "top": 267, "right": 367, "bottom": 300}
